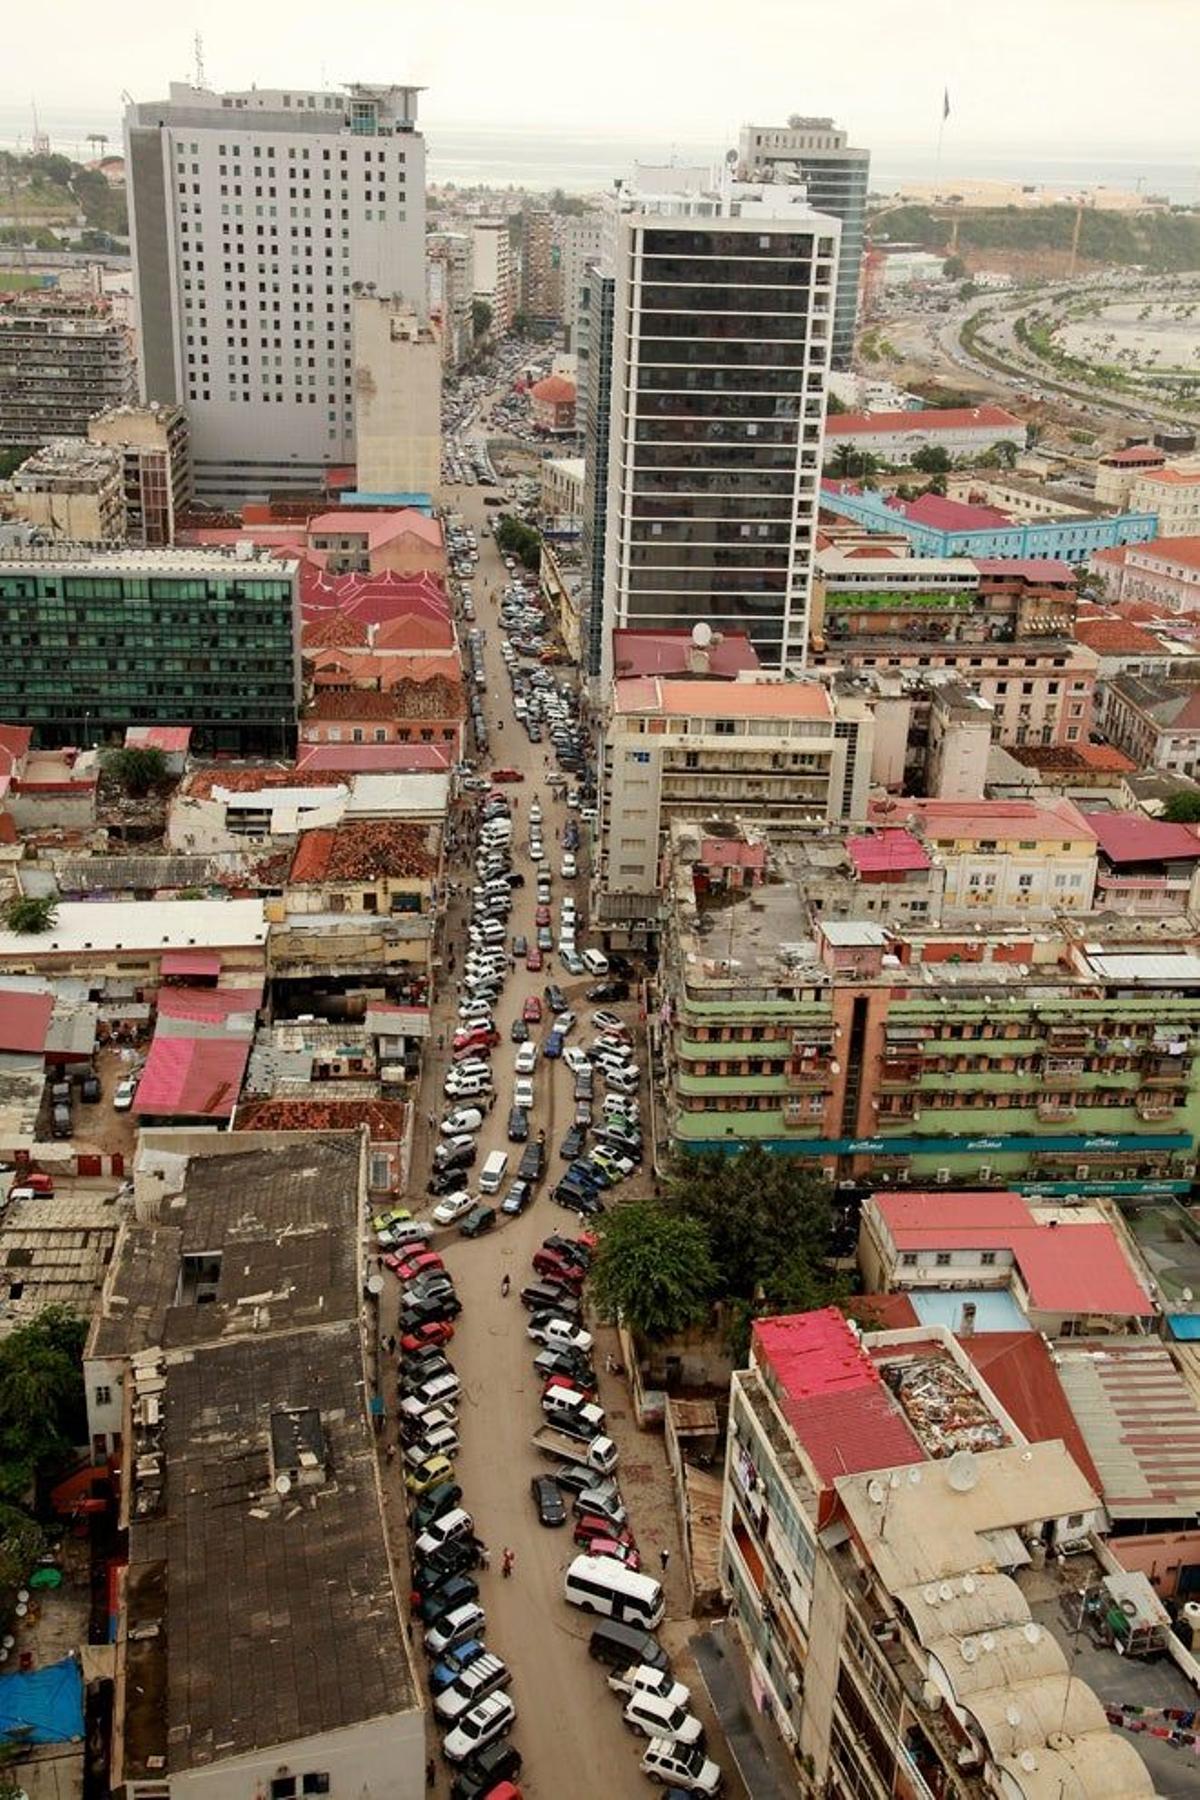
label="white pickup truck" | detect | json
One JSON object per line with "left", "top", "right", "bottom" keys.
{"left": 530, "top": 1426, "right": 618, "bottom": 1474}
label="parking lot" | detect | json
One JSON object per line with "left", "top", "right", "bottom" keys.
{"left": 372, "top": 443, "right": 740, "bottom": 1797}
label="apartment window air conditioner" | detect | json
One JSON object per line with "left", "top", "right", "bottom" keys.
{"left": 1075, "top": 1164, "right": 1089, "bottom": 1180}
{"left": 936, "top": 1167, "right": 951, "bottom": 1184}
{"left": 821, "top": 1166, "right": 836, "bottom": 1183}
{"left": 978, "top": 1164, "right": 992, "bottom": 1181}
{"left": 1184, "top": 1162, "right": 1197, "bottom": 1178}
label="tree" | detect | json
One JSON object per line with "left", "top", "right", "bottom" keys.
{"left": 104, "top": 745, "right": 170, "bottom": 797}
{"left": 471, "top": 298, "right": 493, "bottom": 340}
{"left": 826, "top": 392, "right": 848, "bottom": 416}
{"left": 1162, "top": 791, "right": 1200, "bottom": 824}
{"left": 495, "top": 514, "right": 542, "bottom": 573}
{"left": 662, "top": 1147, "right": 834, "bottom": 1307}
{"left": 590, "top": 1203, "right": 716, "bottom": 1340}
{"left": 0, "top": 1307, "right": 88, "bottom": 1502}
{"left": 0, "top": 447, "right": 34, "bottom": 480}
{"left": 829, "top": 444, "right": 880, "bottom": 481}
{"left": 2, "top": 896, "right": 57, "bottom": 935}
{"left": 911, "top": 444, "right": 952, "bottom": 475}
{"left": 943, "top": 254, "right": 968, "bottom": 280}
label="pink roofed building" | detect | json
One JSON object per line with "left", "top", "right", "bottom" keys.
{"left": 610, "top": 627, "right": 761, "bottom": 680}
{"left": 824, "top": 404, "right": 1026, "bottom": 466}
{"left": 860, "top": 1190, "right": 1155, "bottom": 1336}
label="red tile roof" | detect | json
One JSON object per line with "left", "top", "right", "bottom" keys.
{"left": 132, "top": 1034, "right": 250, "bottom": 1119}
{"left": 873, "top": 1191, "right": 1153, "bottom": 1319}
{"left": 614, "top": 677, "right": 832, "bottom": 721}
{"left": 610, "top": 628, "right": 761, "bottom": 679}
{"left": 974, "top": 558, "right": 1078, "bottom": 584}
{"left": 296, "top": 743, "right": 453, "bottom": 774}
{"left": 902, "top": 492, "right": 1012, "bottom": 531}
{"left": 1082, "top": 810, "right": 1200, "bottom": 866}
{"left": 869, "top": 795, "right": 1096, "bottom": 842}
{"left": 846, "top": 828, "right": 932, "bottom": 877}
{"left": 156, "top": 985, "right": 263, "bottom": 1026}
{"left": 1075, "top": 617, "right": 1165, "bottom": 655}
{"left": 530, "top": 374, "right": 576, "bottom": 403}
{"left": 753, "top": 1308, "right": 924, "bottom": 1494}
{"left": 1129, "top": 535, "right": 1200, "bottom": 571}
{"left": 1101, "top": 445, "right": 1165, "bottom": 467}
{"left": 0, "top": 989, "right": 53, "bottom": 1055}
{"left": 125, "top": 726, "right": 192, "bottom": 754}
{"left": 306, "top": 508, "right": 443, "bottom": 549}
{"left": 160, "top": 950, "right": 222, "bottom": 978}
{"left": 235, "top": 1097, "right": 405, "bottom": 1140}
{"left": 827, "top": 404, "right": 1023, "bottom": 437}
{"left": 289, "top": 819, "right": 439, "bottom": 884}
{"left": 698, "top": 837, "right": 767, "bottom": 870}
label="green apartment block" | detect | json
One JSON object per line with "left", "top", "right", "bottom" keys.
{"left": 0, "top": 546, "right": 300, "bottom": 755}
{"left": 661, "top": 850, "right": 1200, "bottom": 1198}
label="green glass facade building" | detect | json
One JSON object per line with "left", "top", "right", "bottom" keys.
{"left": 0, "top": 547, "right": 300, "bottom": 754}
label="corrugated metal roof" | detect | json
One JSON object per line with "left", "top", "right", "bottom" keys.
{"left": 1055, "top": 1340, "right": 1200, "bottom": 1520}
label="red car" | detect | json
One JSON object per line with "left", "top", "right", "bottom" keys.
{"left": 535, "top": 903, "right": 551, "bottom": 926}
{"left": 574, "top": 1514, "right": 639, "bottom": 1556}
{"left": 533, "top": 1249, "right": 585, "bottom": 1288}
{"left": 393, "top": 1249, "right": 445, "bottom": 1283}
{"left": 400, "top": 1320, "right": 455, "bottom": 1353}
{"left": 490, "top": 767, "right": 524, "bottom": 783}
{"left": 525, "top": 945, "right": 543, "bottom": 972}
{"left": 522, "top": 996, "right": 543, "bottom": 1023}
{"left": 542, "top": 1372, "right": 596, "bottom": 1403}
{"left": 589, "top": 1535, "right": 642, "bottom": 1572}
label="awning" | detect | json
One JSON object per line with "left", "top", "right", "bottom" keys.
{"left": 161, "top": 950, "right": 222, "bottom": 978}
{"left": 979, "top": 1526, "right": 1031, "bottom": 1569}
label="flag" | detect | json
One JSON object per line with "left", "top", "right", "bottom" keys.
{"left": 943, "top": 87, "right": 951, "bottom": 122}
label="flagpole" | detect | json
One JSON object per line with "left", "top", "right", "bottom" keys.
{"left": 936, "top": 86, "right": 950, "bottom": 191}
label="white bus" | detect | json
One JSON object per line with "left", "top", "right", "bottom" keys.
{"left": 564, "top": 1555, "right": 665, "bottom": 1630}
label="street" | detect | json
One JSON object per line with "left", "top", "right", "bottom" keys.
{"left": 387, "top": 447, "right": 741, "bottom": 1796}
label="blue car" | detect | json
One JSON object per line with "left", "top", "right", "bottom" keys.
{"left": 430, "top": 1639, "right": 487, "bottom": 1694}
{"left": 568, "top": 1159, "right": 610, "bottom": 1190}
{"left": 544, "top": 1029, "right": 565, "bottom": 1060}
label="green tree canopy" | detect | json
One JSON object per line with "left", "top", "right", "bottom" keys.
{"left": 2, "top": 895, "right": 58, "bottom": 935}
{"left": 1162, "top": 791, "right": 1200, "bottom": 824}
{"left": 471, "top": 298, "right": 493, "bottom": 340}
{"left": 104, "top": 745, "right": 170, "bottom": 797}
{"left": 0, "top": 1307, "right": 88, "bottom": 1502}
{"left": 911, "top": 444, "right": 952, "bottom": 474}
{"left": 829, "top": 444, "right": 880, "bottom": 480}
{"left": 495, "top": 513, "right": 542, "bottom": 573}
{"left": 591, "top": 1202, "right": 716, "bottom": 1339}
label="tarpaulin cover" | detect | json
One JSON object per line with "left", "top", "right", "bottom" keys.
{"left": 0, "top": 1654, "right": 84, "bottom": 1744}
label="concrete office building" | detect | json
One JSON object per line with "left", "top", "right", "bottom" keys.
{"left": 125, "top": 82, "right": 427, "bottom": 504}
{"left": 87, "top": 402, "right": 192, "bottom": 544}
{"left": 0, "top": 294, "right": 137, "bottom": 448}
{"left": 737, "top": 116, "right": 870, "bottom": 367}
{"left": 472, "top": 218, "right": 516, "bottom": 334}
{"left": 0, "top": 544, "right": 300, "bottom": 753}
{"left": 520, "top": 204, "right": 561, "bottom": 322}
{"left": 591, "top": 166, "right": 839, "bottom": 678}
{"left": 579, "top": 264, "right": 616, "bottom": 674}
{"left": 559, "top": 212, "right": 603, "bottom": 349}
{"left": 9, "top": 440, "right": 127, "bottom": 541}
{"left": 427, "top": 229, "right": 474, "bottom": 367}
{"left": 352, "top": 295, "right": 441, "bottom": 499}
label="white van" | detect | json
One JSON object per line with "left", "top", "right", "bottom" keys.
{"left": 542, "top": 1386, "right": 606, "bottom": 1435}
{"left": 581, "top": 949, "right": 609, "bottom": 977}
{"left": 623, "top": 1690, "right": 704, "bottom": 1748}
{"left": 479, "top": 1149, "right": 509, "bottom": 1194}
{"left": 564, "top": 1554, "right": 665, "bottom": 1629}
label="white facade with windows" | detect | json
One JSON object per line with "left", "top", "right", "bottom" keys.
{"left": 125, "top": 83, "right": 426, "bottom": 502}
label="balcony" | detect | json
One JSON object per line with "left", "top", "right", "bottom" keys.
{"left": 1037, "top": 1094, "right": 1077, "bottom": 1122}
{"left": 1045, "top": 1025, "right": 1090, "bottom": 1051}
{"left": 1136, "top": 1093, "right": 1177, "bottom": 1121}
{"left": 1042, "top": 1056, "right": 1085, "bottom": 1076}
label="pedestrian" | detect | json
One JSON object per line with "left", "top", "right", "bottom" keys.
{"left": 476, "top": 1540, "right": 491, "bottom": 1570}
{"left": 605, "top": 1352, "right": 617, "bottom": 1375}
{"left": 500, "top": 1272, "right": 511, "bottom": 1298}
{"left": 385, "top": 1441, "right": 396, "bottom": 1465}
{"left": 660, "top": 1548, "right": 671, "bottom": 1574}
{"left": 502, "top": 1547, "right": 515, "bottom": 1579}
{"left": 428, "top": 1110, "right": 437, "bottom": 1131}
{"left": 425, "top": 1757, "right": 436, "bottom": 1789}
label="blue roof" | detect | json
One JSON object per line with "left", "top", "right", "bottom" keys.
{"left": 339, "top": 490, "right": 433, "bottom": 513}
{"left": 909, "top": 1290, "right": 1031, "bottom": 1333}
{"left": 1167, "top": 1313, "right": 1200, "bottom": 1341}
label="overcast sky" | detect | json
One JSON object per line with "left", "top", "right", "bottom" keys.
{"left": 2, "top": 0, "right": 1196, "bottom": 154}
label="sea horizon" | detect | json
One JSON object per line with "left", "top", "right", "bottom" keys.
{"left": 0, "top": 104, "right": 1195, "bottom": 205}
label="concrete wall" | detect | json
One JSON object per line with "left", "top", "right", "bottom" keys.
{"left": 353, "top": 296, "right": 441, "bottom": 498}
{"left": 1110, "top": 1527, "right": 1200, "bottom": 1600}
{"left": 165, "top": 1704, "right": 425, "bottom": 1800}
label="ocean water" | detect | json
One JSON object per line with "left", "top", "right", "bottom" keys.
{"left": 1, "top": 105, "right": 1195, "bottom": 205}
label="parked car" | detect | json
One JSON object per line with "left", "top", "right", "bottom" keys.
{"left": 442, "top": 1691, "right": 517, "bottom": 1765}
{"left": 459, "top": 1204, "right": 497, "bottom": 1239}
{"left": 530, "top": 1473, "right": 568, "bottom": 1527}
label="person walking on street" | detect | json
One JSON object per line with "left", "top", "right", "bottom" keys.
{"left": 660, "top": 1548, "right": 671, "bottom": 1574}
{"left": 500, "top": 1272, "right": 511, "bottom": 1298}
{"left": 502, "top": 1547, "right": 515, "bottom": 1579}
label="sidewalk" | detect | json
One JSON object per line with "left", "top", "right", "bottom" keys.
{"left": 692, "top": 1619, "right": 800, "bottom": 1800}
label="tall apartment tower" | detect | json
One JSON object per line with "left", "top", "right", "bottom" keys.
{"left": 427, "top": 230, "right": 474, "bottom": 368}
{"left": 737, "top": 117, "right": 869, "bottom": 368}
{"left": 588, "top": 167, "right": 839, "bottom": 680}
{"left": 0, "top": 295, "right": 137, "bottom": 448}
{"left": 520, "top": 206, "right": 561, "bottom": 324}
{"left": 559, "top": 213, "right": 603, "bottom": 351}
{"left": 471, "top": 220, "right": 516, "bottom": 334}
{"left": 125, "top": 82, "right": 427, "bottom": 504}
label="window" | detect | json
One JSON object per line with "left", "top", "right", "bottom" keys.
{"left": 981, "top": 1251, "right": 997, "bottom": 1266}
{"left": 94, "top": 1384, "right": 112, "bottom": 1406}
{"left": 270, "top": 1782, "right": 296, "bottom": 1800}
{"left": 935, "top": 1252, "right": 951, "bottom": 1267}
{"left": 302, "top": 1779, "right": 331, "bottom": 1797}
{"left": 900, "top": 1252, "right": 918, "bottom": 1267}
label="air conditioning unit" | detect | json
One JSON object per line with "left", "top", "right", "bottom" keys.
{"left": 1075, "top": 1164, "right": 1089, "bottom": 1179}
{"left": 1184, "top": 1163, "right": 1197, "bottom": 1179}
{"left": 821, "top": 1165, "right": 836, "bottom": 1184}
{"left": 978, "top": 1164, "right": 992, "bottom": 1181}
{"left": 936, "top": 1167, "right": 951, "bottom": 1184}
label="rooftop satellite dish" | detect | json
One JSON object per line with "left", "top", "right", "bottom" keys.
{"left": 924, "top": 1585, "right": 940, "bottom": 1606}
{"left": 939, "top": 1582, "right": 954, "bottom": 1602}
{"left": 960, "top": 1637, "right": 979, "bottom": 1664}
{"left": 274, "top": 1473, "right": 292, "bottom": 1497}
{"left": 889, "top": 1472, "right": 903, "bottom": 1490}
{"left": 691, "top": 621, "right": 714, "bottom": 648}
{"left": 1023, "top": 1622, "right": 1041, "bottom": 1645}
{"left": 909, "top": 1468, "right": 922, "bottom": 1486}
{"left": 366, "top": 1273, "right": 385, "bottom": 1297}
{"left": 947, "top": 1450, "right": 980, "bottom": 1493}
{"left": 981, "top": 1632, "right": 996, "bottom": 1652}
{"left": 1184, "top": 1288, "right": 1194, "bottom": 1303}
{"left": 1019, "top": 1751, "right": 1038, "bottom": 1774}
{"left": 867, "top": 1478, "right": 886, "bottom": 1504}
{"left": 1006, "top": 1704, "right": 1022, "bottom": 1728}
{"left": 962, "top": 1574, "right": 977, "bottom": 1595}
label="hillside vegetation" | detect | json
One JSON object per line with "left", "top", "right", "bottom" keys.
{"left": 874, "top": 204, "right": 1200, "bottom": 273}
{"left": 0, "top": 151, "right": 127, "bottom": 246}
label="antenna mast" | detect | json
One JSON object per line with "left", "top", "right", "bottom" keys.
{"left": 194, "top": 33, "right": 207, "bottom": 90}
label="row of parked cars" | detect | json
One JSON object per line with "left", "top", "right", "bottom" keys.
{"left": 519, "top": 1239, "right": 723, "bottom": 1793}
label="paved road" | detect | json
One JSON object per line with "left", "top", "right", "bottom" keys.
{"left": 400, "top": 468, "right": 736, "bottom": 1796}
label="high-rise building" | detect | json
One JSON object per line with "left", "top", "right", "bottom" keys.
{"left": 0, "top": 544, "right": 300, "bottom": 753}
{"left": 352, "top": 296, "right": 441, "bottom": 499}
{"left": 520, "top": 205, "right": 561, "bottom": 323}
{"left": 0, "top": 294, "right": 137, "bottom": 448}
{"left": 589, "top": 167, "right": 839, "bottom": 679}
{"left": 559, "top": 213, "right": 603, "bottom": 351}
{"left": 427, "top": 230, "right": 474, "bottom": 368}
{"left": 578, "top": 263, "right": 615, "bottom": 677}
{"left": 125, "top": 82, "right": 427, "bottom": 505}
{"left": 471, "top": 219, "right": 516, "bottom": 334}
{"left": 738, "top": 116, "right": 870, "bottom": 368}
{"left": 9, "top": 441, "right": 127, "bottom": 541}
{"left": 87, "top": 402, "right": 192, "bottom": 544}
